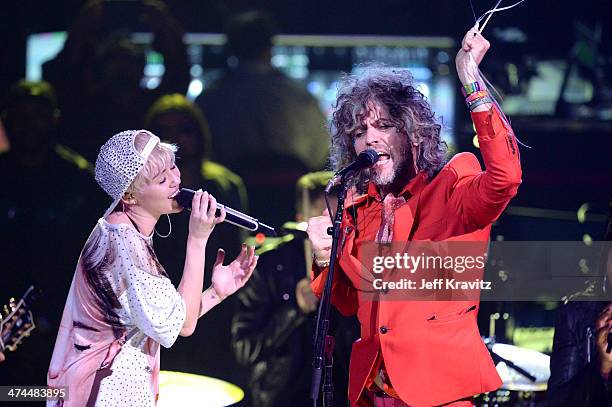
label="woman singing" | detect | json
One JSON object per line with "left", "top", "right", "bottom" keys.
{"left": 47, "top": 129, "right": 257, "bottom": 406}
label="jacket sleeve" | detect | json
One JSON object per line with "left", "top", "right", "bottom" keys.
{"left": 449, "top": 106, "right": 522, "bottom": 229}
{"left": 231, "top": 268, "right": 309, "bottom": 366}
{"left": 311, "top": 262, "right": 359, "bottom": 317}
{"left": 547, "top": 304, "right": 612, "bottom": 406}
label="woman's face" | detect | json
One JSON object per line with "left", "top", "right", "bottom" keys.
{"left": 133, "top": 162, "right": 183, "bottom": 217}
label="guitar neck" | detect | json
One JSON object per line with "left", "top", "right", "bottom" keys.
{"left": 1, "top": 285, "right": 36, "bottom": 353}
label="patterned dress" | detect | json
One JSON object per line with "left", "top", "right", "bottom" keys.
{"left": 47, "top": 219, "right": 186, "bottom": 406}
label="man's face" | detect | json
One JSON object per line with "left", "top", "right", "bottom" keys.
{"left": 353, "top": 102, "right": 410, "bottom": 187}
{"left": 4, "top": 99, "right": 56, "bottom": 153}
{"left": 150, "top": 111, "right": 202, "bottom": 163}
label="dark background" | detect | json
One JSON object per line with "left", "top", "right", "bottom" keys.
{"left": 1, "top": 0, "right": 611, "bottom": 94}
{"left": 0, "top": 1, "right": 611, "bottom": 405}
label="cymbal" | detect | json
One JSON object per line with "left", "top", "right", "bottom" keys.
{"left": 492, "top": 343, "right": 550, "bottom": 392}
{"left": 158, "top": 370, "right": 244, "bottom": 406}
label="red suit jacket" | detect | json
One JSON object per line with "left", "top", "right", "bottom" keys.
{"left": 312, "top": 107, "right": 522, "bottom": 406}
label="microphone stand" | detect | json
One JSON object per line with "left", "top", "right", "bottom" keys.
{"left": 310, "top": 171, "right": 353, "bottom": 406}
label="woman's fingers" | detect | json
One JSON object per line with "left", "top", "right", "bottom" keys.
{"left": 216, "top": 205, "right": 227, "bottom": 224}
{"left": 246, "top": 245, "right": 255, "bottom": 268}
{"left": 248, "top": 251, "right": 258, "bottom": 270}
{"left": 213, "top": 248, "right": 226, "bottom": 268}
{"left": 235, "top": 245, "right": 255, "bottom": 270}
{"left": 240, "top": 245, "right": 253, "bottom": 268}
{"left": 192, "top": 189, "right": 203, "bottom": 216}
{"left": 241, "top": 256, "right": 258, "bottom": 284}
{"left": 199, "top": 191, "right": 209, "bottom": 215}
{"left": 206, "top": 193, "right": 216, "bottom": 219}
{"left": 235, "top": 243, "right": 247, "bottom": 263}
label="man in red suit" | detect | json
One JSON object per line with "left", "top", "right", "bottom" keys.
{"left": 307, "top": 28, "right": 521, "bottom": 406}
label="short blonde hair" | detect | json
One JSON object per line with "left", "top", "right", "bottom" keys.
{"left": 127, "top": 131, "right": 177, "bottom": 194}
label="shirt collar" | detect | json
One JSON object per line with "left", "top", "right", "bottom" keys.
{"left": 366, "top": 171, "right": 428, "bottom": 202}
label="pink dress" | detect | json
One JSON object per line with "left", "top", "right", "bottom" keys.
{"left": 47, "top": 219, "right": 186, "bottom": 406}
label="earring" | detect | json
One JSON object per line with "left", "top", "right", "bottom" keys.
{"left": 155, "top": 214, "right": 172, "bottom": 238}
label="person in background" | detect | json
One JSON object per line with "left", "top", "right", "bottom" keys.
{"left": 144, "top": 93, "right": 249, "bottom": 387}
{"left": 43, "top": 0, "right": 190, "bottom": 162}
{"left": 547, "top": 202, "right": 612, "bottom": 406}
{"left": 0, "top": 79, "right": 101, "bottom": 387}
{"left": 232, "top": 171, "right": 359, "bottom": 407}
{"left": 144, "top": 93, "right": 247, "bottom": 213}
{"left": 196, "top": 10, "right": 329, "bottom": 226}
{"left": 196, "top": 10, "right": 329, "bottom": 171}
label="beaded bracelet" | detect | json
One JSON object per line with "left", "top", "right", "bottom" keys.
{"left": 465, "top": 90, "right": 489, "bottom": 104}
{"left": 467, "top": 96, "right": 488, "bottom": 109}
{"left": 467, "top": 96, "right": 492, "bottom": 111}
{"left": 461, "top": 82, "right": 482, "bottom": 97}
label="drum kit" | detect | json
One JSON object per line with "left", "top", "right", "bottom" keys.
{"left": 155, "top": 339, "right": 551, "bottom": 407}
{"left": 475, "top": 338, "right": 551, "bottom": 407}
{"left": 157, "top": 371, "right": 244, "bottom": 407}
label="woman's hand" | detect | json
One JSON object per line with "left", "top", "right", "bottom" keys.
{"left": 211, "top": 244, "right": 258, "bottom": 299}
{"left": 188, "top": 190, "right": 226, "bottom": 241}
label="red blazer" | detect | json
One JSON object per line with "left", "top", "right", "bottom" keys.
{"left": 312, "top": 107, "right": 522, "bottom": 406}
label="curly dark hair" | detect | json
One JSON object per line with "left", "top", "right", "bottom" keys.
{"left": 330, "top": 63, "right": 447, "bottom": 193}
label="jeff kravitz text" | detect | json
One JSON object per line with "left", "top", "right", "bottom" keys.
{"left": 368, "top": 251, "right": 493, "bottom": 294}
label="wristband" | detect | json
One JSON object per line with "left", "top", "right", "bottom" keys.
{"left": 313, "top": 254, "right": 330, "bottom": 268}
{"left": 465, "top": 90, "right": 489, "bottom": 104}
{"left": 461, "top": 82, "right": 482, "bottom": 97}
{"left": 467, "top": 96, "right": 493, "bottom": 111}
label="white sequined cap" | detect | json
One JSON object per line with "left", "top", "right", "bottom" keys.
{"left": 95, "top": 129, "right": 160, "bottom": 218}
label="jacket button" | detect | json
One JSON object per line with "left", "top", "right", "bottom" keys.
{"left": 379, "top": 326, "right": 388, "bottom": 334}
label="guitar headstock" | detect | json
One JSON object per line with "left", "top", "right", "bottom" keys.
{"left": 0, "top": 285, "right": 36, "bottom": 353}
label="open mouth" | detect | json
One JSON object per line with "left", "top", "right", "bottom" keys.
{"left": 376, "top": 151, "right": 391, "bottom": 164}
{"left": 169, "top": 190, "right": 180, "bottom": 199}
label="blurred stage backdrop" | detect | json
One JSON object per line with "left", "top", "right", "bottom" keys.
{"left": 0, "top": 1, "right": 611, "bottom": 406}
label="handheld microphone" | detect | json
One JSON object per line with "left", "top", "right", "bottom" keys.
{"left": 607, "top": 331, "right": 612, "bottom": 354}
{"left": 326, "top": 149, "right": 379, "bottom": 192}
{"left": 174, "top": 188, "right": 276, "bottom": 236}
